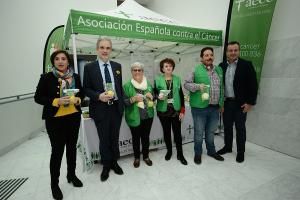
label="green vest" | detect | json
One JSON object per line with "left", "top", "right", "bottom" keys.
{"left": 189, "top": 64, "right": 224, "bottom": 108}
{"left": 123, "top": 80, "right": 154, "bottom": 127}
{"left": 155, "top": 74, "right": 181, "bottom": 112}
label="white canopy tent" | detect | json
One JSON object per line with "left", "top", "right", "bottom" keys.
{"left": 63, "top": 0, "right": 223, "bottom": 82}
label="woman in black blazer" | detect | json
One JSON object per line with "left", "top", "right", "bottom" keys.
{"left": 34, "top": 50, "right": 84, "bottom": 200}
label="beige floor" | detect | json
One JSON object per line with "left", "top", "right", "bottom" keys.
{"left": 1, "top": 132, "right": 300, "bottom": 200}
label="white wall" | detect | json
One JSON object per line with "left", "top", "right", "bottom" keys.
{"left": 0, "top": 0, "right": 116, "bottom": 98}
{"left": 0, "top": 99, "right": 43, "bottom": 156}
{"left": 148, "top": 0, "right": 230, "bottom": 54}
{"left": 247, "top": 0, "right": 300, "bottom": 158}
{"left": 148, "top": 0, "right": 229, "bottom": 30}
{"left": 0, "top": 0, "right": 116, "bottom": 155}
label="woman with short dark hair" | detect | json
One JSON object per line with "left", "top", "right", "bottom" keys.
{"left": 35, "top": 50, "right": 84, "bottom": 200}
{"left": 154, "top": 58, "right": 188, "bottom": 165}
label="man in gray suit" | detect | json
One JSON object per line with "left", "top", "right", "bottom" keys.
{"left": 83, "top": 38, "right": 124, "bottom": 181}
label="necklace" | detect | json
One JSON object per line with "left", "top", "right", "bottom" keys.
{"left": 165, "top": 79, "right": 172, "bottom": 90}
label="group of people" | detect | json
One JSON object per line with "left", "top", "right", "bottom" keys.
{"left": 35, "top": 38, "right": 257, "bottom": 200}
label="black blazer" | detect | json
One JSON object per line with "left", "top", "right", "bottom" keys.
{"left": 34, "top": 72, "right": 84, "bottom": 119}
{"left": 83, "top": 60, "right": 124, "bottom": 121}
{"left": 219, "top": 58, "right": 258, "bottom": 106}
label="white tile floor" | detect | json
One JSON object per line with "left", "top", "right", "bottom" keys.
{"left": 1, "top": 132, "right": 300, "bottom": 200}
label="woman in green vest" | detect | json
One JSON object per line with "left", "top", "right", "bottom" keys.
{"left": 123, "top": 62, "right": 154, "bottom": 168}
{"left": 184, "top": 47, "right": 224, "bottom": 165}
{"left": 154, "top": 58, "right": 188, "bottom": 165}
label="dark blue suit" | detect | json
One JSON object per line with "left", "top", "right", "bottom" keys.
{"left": 83, "top": 60, "right": 124, "bottom": 167}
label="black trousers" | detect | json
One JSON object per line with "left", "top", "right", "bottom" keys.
{"left": 223, "top": 100, "right": 247, "bottom": 153}
{"left": 45, "top": 112, "right": 81, "bottom": 185}
{"left": 94, "top": 104, "right": 122, "bottom": 168}
{"left": 158, "top": 116, "right": 183, "bottom": 155}
{"left": 129, "top": 118, "right": 153, "bottom": 159}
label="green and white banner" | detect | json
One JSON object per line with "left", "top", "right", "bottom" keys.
{"left": 64, "top": 10, "right": 222, "bottom": 47}
{"left": 44, "top": 26, "right": 64, "bottom": 73}
{"left": 228, "top": 0, "right": 277, "bottom": 83}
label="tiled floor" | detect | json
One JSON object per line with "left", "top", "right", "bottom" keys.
{"left": 1, "top": 132, "right": 300, "bottom": 200}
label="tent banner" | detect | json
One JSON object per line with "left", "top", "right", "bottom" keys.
{"left": 65, "top": 10, "right": 222, "bottom": 46}
{"left": 228, "top": 0, "right": 277, "bottom": 83}
{"left": 44, "top": 26, "right": 64, "bottom": 73}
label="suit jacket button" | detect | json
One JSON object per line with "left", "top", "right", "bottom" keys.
{"left": 57, "top": 92, "right": 59, "bottom": 95}
{"left": 57, "top": 86, "right": 60, "bottom": 88}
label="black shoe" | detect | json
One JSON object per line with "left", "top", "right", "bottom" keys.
{"left": 51, "top": 185, "right": 63, "bottom": 200}
{"left": 111, "top": 162, "right": 124, "bottom": 175}
{"left": 165, "top": 151, "right": 172, "bottom": 161}
{"left": 208, "top": 153, "right": 224, "bottom": 161}
{"left": 217, "top": 147, "right": 232, "bottom": 155}
{"left": 143, "top": 158, "right": 153, "bottom": 166}
{"left": 133, "top": 159, "right": 140, "bottom": 168}
{"left": 177, "top": 155, "right": 188, "bottom": 165}
{"left": 236, "top": 153, "right": 244, "bottom": 163}
{"left": 100, "top": 167, "right": 110, "bottom": 182}
{"left": 67, "top": 175, "right": 83, "bottom": 187}
{"left": 194, "top": 155, "right": 202, "bottom": 165}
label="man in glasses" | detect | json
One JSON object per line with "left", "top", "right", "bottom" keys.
{"left": 83, "top": 38, "right": 124, "bottom": 181}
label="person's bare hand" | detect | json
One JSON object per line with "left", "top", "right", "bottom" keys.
{"left": 220, "top": 107, "right": 224, "bottom": 114}
{"left": 58, "top": 96, "right": 70, "bottom": 105}
{"left": 145, "top": 92, "right": 153, "bottom": 100}
{"left": 158, "top": 93, "right": 164, "bottom": 100}
{"left": 179, "top": 113, "right": 184, "bottom": 121}
{"left": 135, "top": 95, "right": 143, "bottom": 102}
{"left": 198, "top": 83, "right": 205, "bottom": 92}
{"left": 99, "top": 92, "right": 113, "bottom": 102}
{"left": 241, "top": 103, "right": 252, "bottom": 113}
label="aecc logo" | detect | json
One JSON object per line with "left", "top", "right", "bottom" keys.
{"left": 235, "top": 0, "right": 274, "bottom": 12}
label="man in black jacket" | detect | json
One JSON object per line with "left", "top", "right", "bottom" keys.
{"left": 83, "top": 38, "right": 124, "bottom": 181}
{"left": 217, "top": 41, "right": 258, "bottom": 163}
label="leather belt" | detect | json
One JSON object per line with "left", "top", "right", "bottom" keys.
{"left": 208, "top": 104, "right": 219, "bottom": 108}
{"left": 225, "top": 97, "right": 235, "bottom": 101}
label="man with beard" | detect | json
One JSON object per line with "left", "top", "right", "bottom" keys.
{"left": 184, "top": 47, "right": 224, "bottom": 165}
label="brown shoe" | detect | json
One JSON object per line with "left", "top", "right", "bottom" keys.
{"left": 143, "top": 158, "right": 153, "bottom": 166}
{"left": 133, "top": 159, "right": 140, "bottom": 168}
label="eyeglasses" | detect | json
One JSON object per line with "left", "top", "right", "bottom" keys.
{"left": 132, "top": 69, "right": 143, "bottom": 72}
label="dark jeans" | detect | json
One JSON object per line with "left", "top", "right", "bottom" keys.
{"left": 94, "top": 103, "right": 122, "bottom": 168}
{"left": 191, "top": 106, "right": 219, "bottom": 155}
{"left": 158, "top": 116, "right": 183, "bottom": 155}
{"left": 129, "top": 118, "right": 153, "bottom": 159}
{"left": 45, "top": 112, "right": 81, "bottom": 185}
{"left": 223, "top": 100, "right": 247, "bottom": 153}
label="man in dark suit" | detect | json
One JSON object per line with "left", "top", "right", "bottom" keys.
{"left": 83, "top": 38, "right": 124, "bottom": 181}
{"left": 217, "top": 41, "right": 258, "bottom": 163}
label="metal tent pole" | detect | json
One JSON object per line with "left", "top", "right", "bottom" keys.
{"left": 72, "top": 33, "right": 78, "bottom": 73}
